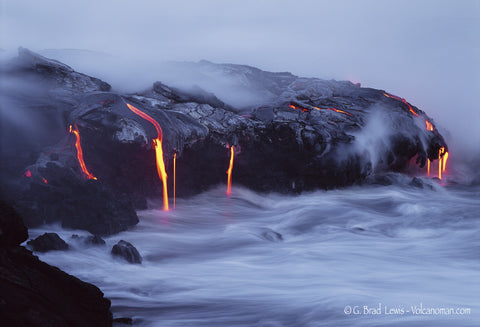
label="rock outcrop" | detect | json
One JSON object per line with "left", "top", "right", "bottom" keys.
{"left": 111, "top": 240, "right": 142, "bottom": 264}
{"left": 27, "top": 232, "right": 69, "bottom": 252}
{"left": 0, "top": 200, "right": 112, "bottom": 326}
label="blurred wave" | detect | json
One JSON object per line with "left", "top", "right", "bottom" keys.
{"left": 31, "top": 179, "right": 480, "bottom": 326}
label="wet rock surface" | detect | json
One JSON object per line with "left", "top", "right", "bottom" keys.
{"left": 71, "top": 234, "right": 106, "bottom": 246}
{"left": 0, "top": 200, "right": 28, "bottom": 247}
{"left": 1, "top": 49, "right": 448, "bottom": 234}
{"left": 0, "top": 201, "right": 112, "bottom": 326}
{"left": 27, "top": 232, "right": 69, "bottom": 252}
{"left": 111, "top": 240, "right": 142, "bottom": 264}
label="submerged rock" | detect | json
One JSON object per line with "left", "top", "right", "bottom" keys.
{"left": 111, "top": 240, "right": 142, "bottom": 264}
{"left": 113, "top": 317, "right": 133, "bottom": 325}
{"left": 27, "top": 232, "right": 69, "bottom": 252}
{"left": 260, "top": 229, "right": 284, "bottom": 242}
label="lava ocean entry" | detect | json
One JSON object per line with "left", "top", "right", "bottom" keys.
{"left": 3, "top": 48, "right": 479, "bottom": 327}
{"left": 3, "top": 48, "right": 452, "bottom": 228}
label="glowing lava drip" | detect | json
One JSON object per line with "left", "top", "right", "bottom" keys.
{"left": 427, "top": 147, "right": 449, "bottom": 180}
{"left": 437, "top": 147, "right": 449, "bottom": 180}
{"left": 126, "top": 103, "right": 169, "bottom": 211}
{"left": 383, "top": 92, "right": 419, "bottom": 116}
{"left": 69, "top": 124, "right": 97, "bottom": 180}
{"left": 226, "top": 146, "right": 235, "bottom": 195}
{"left": 173, "top": 153, "right": 176, "bottom": 209}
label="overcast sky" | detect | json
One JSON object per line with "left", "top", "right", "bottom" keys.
{"left": 1, "top": 0, "right": 479, "bottom": 151}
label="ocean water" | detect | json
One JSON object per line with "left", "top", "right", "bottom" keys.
{"left": 30, "top": 177, "right": 480, "bottom": 327}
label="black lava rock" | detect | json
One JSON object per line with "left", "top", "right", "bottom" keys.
{"left": 111, "top": 240, "right": 142, "bottom": 264}
{"left": 260, "top": 229, "right": 283, "bottom": 242}
{"left": 71, "top": 234, "right": 106, "bottom": 246}
{"left": 0, "top": 201, "right": 112, "bottom": 326}
{"left": 27, "top": 232, "right": 69, "bottom": 252}
{"left": 0, "top": 200, "right": 28, "bottom": 247}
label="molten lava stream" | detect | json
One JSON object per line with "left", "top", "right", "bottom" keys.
{"left": 443, "top": 152, "right": 449, "bottom": 172}
{"left": 173, "top": 153, "right": 176, "bottom": 209}
{"left": 438, "top": 147, "right": 446, "bottom": 180}
{"left": 226, "top": 146, "right": 235, "bottom": 196}
{"left": 126, "top": 103, "right": 169, "bottom": 211}
{"left": 69, "top": 124, "right": 97, "bottom": 180}
{"left": 427, "top": 159, "right": 430, "bottom": 176}
{"left": 383, "top": 92, "right": 419, "bottom": 116}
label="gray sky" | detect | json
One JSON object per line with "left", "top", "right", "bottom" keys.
{"left": 1, "top": 0, "right": 479, "bottom": 152}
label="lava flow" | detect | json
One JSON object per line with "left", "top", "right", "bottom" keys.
{"left": 173, "top": 153, "right": 176, "bottom": 209}
{"left": 438, "top": 147, "right": 448, "bottom": 180}
{"left": 289, "top": 103, "right": 352, "bottom": 116}
{"left": 313, "top": 106, "right": 353, "bottom": 116}
{"left": 69, "top": 124, "right": 97, "bottom": 180}
{"left": 126, "top": 103, "right": 169, "bottom": 211}
{"left": 226, "top": 145, "right": 235, "bottom": 195}
{"left": 383, "top": 92, "right": 419, "bottom": 116}
{"left": 427, "top": 147, "right": 449, "bottom": 180}
{"left": 426, "top": 120, "right": 434, "bottom": 131}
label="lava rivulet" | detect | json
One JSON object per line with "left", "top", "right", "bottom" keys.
{"left": 173, "top": 153, "right": 177, "bottom": 209}
{"left": 383, "top": 92, "right": 419, "bottom": 116}
{"left": 69, "top": 124, "right": 97, "bottom": 180}
{"left": 126, "top": 103, "right": 169, "bottom": 211}
{"left": 226, "top": 146, "right": 235, "bottom": 195}
{"left": 426, "top": 147, "right": 449, "bottom": 180}
{"left": 289, "top": 103, "right": 352, "bottom": 116}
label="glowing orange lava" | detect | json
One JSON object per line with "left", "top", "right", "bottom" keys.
{"left": 314, "top": 106, "right": 353, "bottom": 115}
{"left": 290, "top": 103, "right": 353, "bottom": 116}
{"left": 126, "top": 103, "right": 169, "bottom": 211}
{"left": 425, "top": 120, "right": 434, "bottom": 131}
{"left": 290, "top": 104, "right": 308, "bottom": 112}
{"left": 438, "top": 147, "right": 446, "bottom": 180}
{"left": 442, "top": 151, "right": 449, "bottom": 172}
{"left": 383, "top": 92, "right": 419, "bottom": 116}
{"left": 24, "top": 170, "right": 32, "bottom": 178}
{"left": 226, "top": 145, "right": 235, "bottom": 195}
{"left": 173, "top": 153, "right": 176, "bottom": 209}
{"left": 69, "top": 124, "right": 97, "bottom": 180}
{"left": 426, "top": 148, "right": 449, "bottom": 179}
{"left": 42, "top": 177, "right": 48, "bottom": 184}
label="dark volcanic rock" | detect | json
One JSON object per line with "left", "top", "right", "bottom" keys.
{"left": 27, "top": 232, "right": 69, "bottom": 252}
{"left": 260, "top": 229, "right": 283, "bottom": 242}
{"left": 0, "top": 200, "right": 28, "bottom": 247}
{"left": 111, "top": 240, "right": 142, "bottom": 264}
{"left": 72, "top": 234, "right": 106, "bottom": 246}
{"left": 16, "top": 161, "right": 139, "bottom": 235}
{"left": 0, "top": 247, "right": 112, "bottom": 327}
{"left": 0, "top": 201, "right": 112, "bottom": 327}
